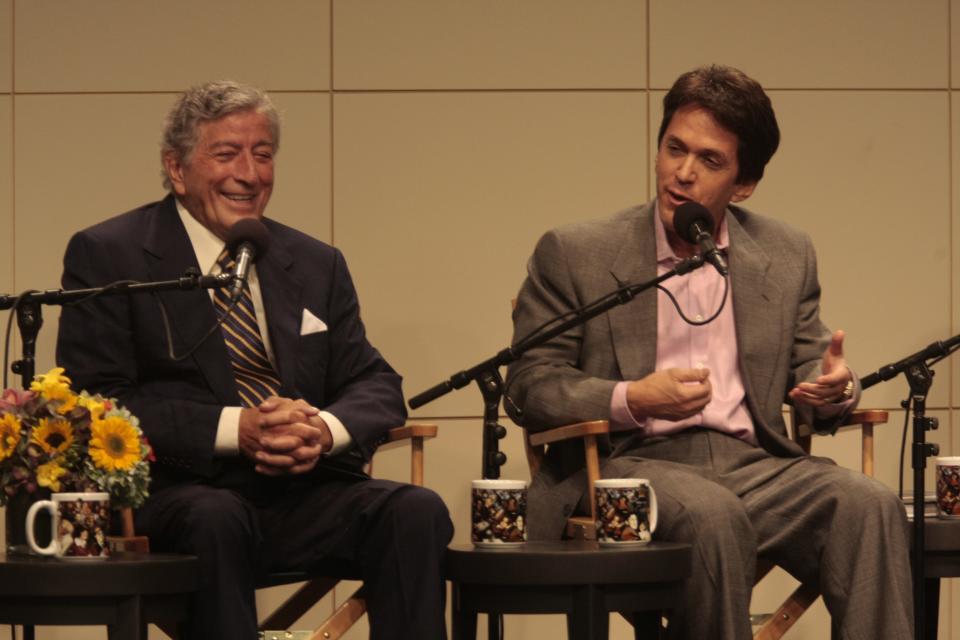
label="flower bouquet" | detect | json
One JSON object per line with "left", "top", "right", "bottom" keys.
{"left": 0, "top": 368, "right": 152, "bottom": 551}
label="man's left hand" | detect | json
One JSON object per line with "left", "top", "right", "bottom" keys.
{"left": 253, "top": 397, "right": 333, "bottom": 475}
{"left": 788, "top": 330, "right": 853, "bottom": 408}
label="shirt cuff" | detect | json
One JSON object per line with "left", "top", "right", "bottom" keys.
{"left": 610, "top": 381, "right": 645, "bottom": 429}
{"left": 319, "top": 410, "right": 353, "bottom": 456}
{"left": 214, "top": 406, "right": 242, "bottom": 455}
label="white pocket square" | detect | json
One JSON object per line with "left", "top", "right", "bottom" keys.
{"left": 300, "top": 308, "right": 328, "bottom": 335}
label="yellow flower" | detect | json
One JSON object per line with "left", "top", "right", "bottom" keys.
{"left": 0, "top": 413, "right": 20, "bottom": 462}
{"left": 36, "top": 460, "right": 67, "bottom": 491}
{"left": 77, "top": 395, "right": 106, "bottom": 421}
{"left": 31, "top": 417, "right": 75, "bottom": 456}
{"left": 30, "top": 367, "right": 77, "bottom": 414}
{"left": 89, "top": 416, "right": 141, "bottom": 472}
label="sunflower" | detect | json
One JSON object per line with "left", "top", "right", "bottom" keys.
{"left": 36, "top": 460, "right": 67, "bottom": 491}
{"left": 89, "top": 416, "right": 141, "bottom": 472}
{"left": 0, "top": 413, "right": 20, "bottom": 462}
{"left": 29, "top": 367, "right": 77, "bottom": 414}
{"left": 31, "top": 417, "right": 75, "bottom": 456}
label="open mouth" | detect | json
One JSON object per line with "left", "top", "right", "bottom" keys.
{"left": 665, "top": 188, "right": 693, "bottom": 206}
{"left": 221, "top": 193, "right": 256, "bottom": 202}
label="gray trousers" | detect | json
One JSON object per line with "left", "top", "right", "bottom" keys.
{"left": 596, "top": 429, "right": 912, "bottom": 640}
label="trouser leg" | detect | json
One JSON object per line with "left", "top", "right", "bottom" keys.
{"left": 358, "top": 485, "right": 454, "bottom": 640}
{"left": 711, "top": 435, "right": 913, "bottom": 640}
{"left": 260, "top": 478, "right": 454, "bottom": 640}
{"left": 602, "top": 452, "right": 756, "bottom": 640}
{"left": 135, "top": 485, "right": 260, "bottom": 640}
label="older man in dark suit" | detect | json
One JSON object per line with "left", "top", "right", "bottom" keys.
{"left": 505, "top": 66, "right": 911, "bottom": 640}
{"left": 56, "top": 80, "right": 452, "bottom": 640}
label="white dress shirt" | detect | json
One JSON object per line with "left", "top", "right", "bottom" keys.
{"left": 175, "top": 200, "right": 352, "bottom": 456}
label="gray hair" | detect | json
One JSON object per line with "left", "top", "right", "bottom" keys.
{"left": 160, "top": 80, "right": 280, "bottom": 190}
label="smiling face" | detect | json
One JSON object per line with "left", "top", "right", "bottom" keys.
{"left": 655, "top": 103, "right": 757, "bottom": 254}
{"left": 163, "top": 109, "right": 275, "bottom": 240}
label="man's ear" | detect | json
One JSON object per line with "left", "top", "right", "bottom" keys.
{"left": 162, "top": 151, "right": 187, "bottom": 196}
{"left": 730, "top": 180, "right": 757, "bottom": 203}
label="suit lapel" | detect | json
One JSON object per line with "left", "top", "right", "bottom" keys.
{"left": 727, "top": 211, "right": 783, "bottom": 409}
{"left": 256, "top": 225, "right": 301, "bottom": 396}
{"left": 606, "top": 205, "right": 659, "bottom": 380}
{"left": 142, "top": 196, "right": 238, "bottom": 405}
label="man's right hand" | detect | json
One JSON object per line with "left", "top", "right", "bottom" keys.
{"left": 238, "top": 399, "right": 330, "bottom": 475}
{"left": 625, "top": 367, "right": 712, "bottom": 422}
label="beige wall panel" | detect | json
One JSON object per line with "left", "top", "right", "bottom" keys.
{"left": 14, "top": 93, "right": 171, "bottom": 376}
{"left": 741, "top": 91, "right": 951, "bottom": 410}
{"left": 649, "top": 0, "right": 947, "bottom": 89}
{"left": 265, "top": 92, "right": 332, "bottom": 244}
{"left": 334, "top": 0, "right": 646, "bottom": 90}
{"left": 953, "top": 0, "right": 960, "bottom": 87}
{"left": 334, "top": 92, "right": 647, "bottom": 417}
{"left": 0, "top": 97, "right": 7, "bottom": 567}
{"left": 14, "top": 92, "right": 329, "bottom": 376}
{"left": 0, "top": 0, "right": 10, "bottom": 92}
{"left": 0, "top": 97, "right": 12, "bottom": 298}
{"left": 15, "top": 0, "right": 330, "bottom": 93}
{"left": 953, "top": 93, "right": 959, "bottom": 419}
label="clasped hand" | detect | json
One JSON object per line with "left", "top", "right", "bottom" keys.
{"left": 239, "top": 396, "right": 333, "bottom": 476}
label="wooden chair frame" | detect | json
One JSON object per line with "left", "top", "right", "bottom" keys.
{"left": 522, "top": 410, "right": 888, "bottom": 639}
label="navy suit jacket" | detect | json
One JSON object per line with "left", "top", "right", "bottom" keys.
{"left": 57, "top": 195, "right": 406, "bottom": 491}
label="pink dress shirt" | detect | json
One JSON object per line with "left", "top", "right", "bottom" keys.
{"left": 610, "top": 208, "right": 758, "bottom": 444}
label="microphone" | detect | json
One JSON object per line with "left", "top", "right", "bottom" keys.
{"left": 673, "top": 202, "right": 728, "bottom": 276}
{"left": 224, "top": 218, "right": 270, "bottom": 301}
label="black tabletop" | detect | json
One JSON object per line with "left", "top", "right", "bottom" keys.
{"left": 446, "top": 540, "right": 691, "bottom": 586}
{"left": 922, "top": 518, "right": 960, "bottom": 551}
{"left": 0, "top": 552, "right": 199, "bottom": 597}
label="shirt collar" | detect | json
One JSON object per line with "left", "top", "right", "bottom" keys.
{"left": 653, "top": 202, "right": 731, "bottom": 264}
{"left": 175, "top": 198, "right": 228, "bottom": 274}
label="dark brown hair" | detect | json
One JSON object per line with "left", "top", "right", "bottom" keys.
{"left": 657, "top": 65, "right": 780, "bottom": 184}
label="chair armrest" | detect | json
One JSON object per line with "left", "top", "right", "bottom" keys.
{"left": 794, "top": 409, "right": 889, "bottom": 439}
{"left": 528, "top": 420, "right": 611, "bottom": 522}
{"left": 840, "top": 409, "right": 889, "bottom": 427}
{"left": 528, "top": 420, "right": 611, "bottom": 447}
{"left": 369, "top": 423, "right": 438, "bottom": 487}
{"left": 385, "top": 423, "right": 438, "bottom": 443}
{"left": 794, "top": 409, "right": 888, "bottom": 478}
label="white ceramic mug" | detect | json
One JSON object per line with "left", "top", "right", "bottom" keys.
{"left": 935, "top": 457, "right": 960, "bottom": 519}
{"left": 26, "top": 492, "right": 112, "bottom": 558}
{"left": 471, "top": 479, "right": 527, "bottom": 547}
{"left": 594, "top": 478, "right": 658, "bottom": 546}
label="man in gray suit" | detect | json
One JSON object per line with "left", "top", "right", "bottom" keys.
{"left": 505, "top": 65, "right": 911, "bottom": 640}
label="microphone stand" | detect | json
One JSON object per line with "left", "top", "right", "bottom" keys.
{"left": 409, "top": 255, "right": 705, "bottom": 480}
{"left": 860, "top": 333, "right": 960, "bottom": 640}
{"left": 0, "top": 269, "right": 232, "bottom": 390}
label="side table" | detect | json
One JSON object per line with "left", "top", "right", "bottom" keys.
{"left": 0, "top": 552, "right": 198, "bottom": 640}
{"left": 446, "top": 540, "right": 691, "bottom": 640}
{"left": 918, "top": 518, "right": 960, "bottom": 640}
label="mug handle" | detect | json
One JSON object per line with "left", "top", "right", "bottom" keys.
{"left": 25, "top": 500, "right": 57, "bottom": 555}
{"left": 647, "top": 483, "right": 658, "bottom": 535}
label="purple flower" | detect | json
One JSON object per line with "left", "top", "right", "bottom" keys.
{"left": 0, "top": 388, "right": 35, "bottom": 411}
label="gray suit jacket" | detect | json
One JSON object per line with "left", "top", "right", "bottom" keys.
{"left": 504, "top": 201, "right": 857, "bottom": 537}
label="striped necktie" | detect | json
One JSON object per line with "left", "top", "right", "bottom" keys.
{"left": 214, "top": 252, "right": 282, "bottom": 407}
